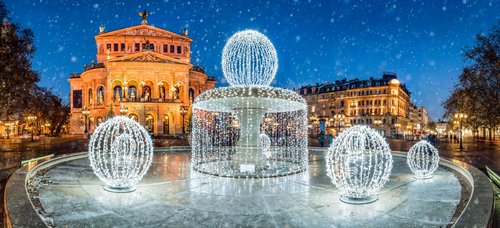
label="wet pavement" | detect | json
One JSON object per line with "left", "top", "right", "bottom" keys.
{"left": 0, "top": 136, "right": 88, "bottom": 227}
{"left": 22, "top": 153, "right": 463, "bottom": 227}
{"left": 312, "top": 138, "right": 500, "bottom": 172}
{"left": 389, "top": 138, "right": 500, "bottom": 173}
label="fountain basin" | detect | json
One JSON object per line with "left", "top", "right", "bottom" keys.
{"left": 4, "top": 149, "right": 493, "bottom": 227}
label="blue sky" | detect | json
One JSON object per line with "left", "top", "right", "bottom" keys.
{"left": 4, "top": 0, "right": 500, "bottom": 119}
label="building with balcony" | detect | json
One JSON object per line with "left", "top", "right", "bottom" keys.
{"left": 68, "top": 12, "right": 216, "bottom": 136}
{"left": 296, "top": 72, "right": 428, "bottom": 138}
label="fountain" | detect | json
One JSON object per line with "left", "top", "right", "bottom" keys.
{"left": 191, "top": 30, "right": 308, "bottom": 177}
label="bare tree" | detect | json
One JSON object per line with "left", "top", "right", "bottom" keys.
{"left": 443, "top": 22, "right": 500, "bottom": 141}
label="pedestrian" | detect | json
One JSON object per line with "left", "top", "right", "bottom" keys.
{"left": 319, "top": 131, "right": 325, "bottom": 147}
{"left": 328, "top": 133, "right": 334, "bottom": 146}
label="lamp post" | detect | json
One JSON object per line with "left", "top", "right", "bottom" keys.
{"left": 373, "top": 119, "right": 382, "bottom": 135}
{"left": 180, "top": 106, "right": 188, "bottom": 135}
{"left": 394, "top": 123, "right": 401, "bottom": 139}
{"left": 27, "top": 115, "right": 37, "bottom": 142}
{"left": 119, "top": 105, "right": 128, "bottom": 116}
{"left": 5, "top": 122, "right": 12, "bottom": 139}
{"left": 82, "top": 106, "right": 90, "bottom": 137}
{"left": 45, "top": 123, "right": 51, "bottom": 136}
{"left": 334, "top": 114, "right": 345, "bottom": 136}
{"left": 454, "top": 113, "right": 467, "bottom": 150}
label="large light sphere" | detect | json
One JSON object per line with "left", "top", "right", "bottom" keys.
{"left": 407, "top": 140, "right": 440, "bottom": 179}
{"left": 88, "top": 116, "right": 153, "bottom": 192}
{"left": 222, "top": 30, "right": 278, "bottom": 87}
{"left": 326, "top": 125, "right": 393, "bottom": 204}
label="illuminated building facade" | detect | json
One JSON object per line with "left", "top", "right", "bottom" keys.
{"left": 296, "top": 72, "right": 428, "bottom": 138}
{"left": 68, "top": 12, "right": 216, "bottom": 136}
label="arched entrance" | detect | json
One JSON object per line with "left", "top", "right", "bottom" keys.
{"left": 146, "top": 114, "right": 154, "bottom": 134}
{"left": 129, "top": 114, "right": 139, "bottom": 122}
{"left": 113, "top": 85, "right": 122, "bottom": 102}
{"left": 189, "top": 88, "right": 195, "bottom": 103}
{"left": 163, "top": 115, "right": 170, "bottom": 135}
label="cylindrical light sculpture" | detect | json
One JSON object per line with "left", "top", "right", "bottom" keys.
{"left": 407, "top": 140, "right": 440, "bottom": 179}
{"left": 326, "top": 125, "right": 393, "bottom": 204}
{"left": 88, "top": 116, "right": 153, "bottom": 192}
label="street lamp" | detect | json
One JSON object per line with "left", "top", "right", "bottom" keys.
{"left": 4, "top": 122, "right": 12, "bottom": 139}
{"left": 27, "top": 115, "right": 37, "bottom": 142}
{"left": 45, "top": 123, "right": 51, "bottom": 135}
{"left": 119, "top": 105, "right": 128, "bottom": 116}
{"left": 180, "top": 106, "right": 188, "bottom": 135}
{"left": 394, "top": 123, "right": 401, "bottom": 139}
{"left": 374, "top": 119, "right": 382, "bottom": 135}
{"left": 82, "top": 106, "right": 90, "bottom": 137}
{"left": 454, "top": 113, "right": 467, "bottom": 150}
{"left": 334, "top": 114, "right": 345, "bottom": 135}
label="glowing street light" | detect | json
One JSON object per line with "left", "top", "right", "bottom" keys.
{"left": 180, "top": 106, "right": 188, "bottom": 135}
{"left": 334, "top": 113, "right": 345, "bottom": 135}
{"left": 454, "top": 113, "right": 467, "bottom": 150}
{"left": 119, "top": 104, "right": 128, "bottom": 116}
{"left": 394, "top": 123, "right": 401, "bottom": 139}
{"left": 27, "top": 115, "right": 37, "bottom": 142}
{"left": 82, "top": 106, "right": 90, "bottom": 137}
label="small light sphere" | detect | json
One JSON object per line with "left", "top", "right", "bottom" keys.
{"left": 260, "top": 133, "right": 271, "bottom": 157}
{"left": 407, "top": 140, "right": 440, "bottom": 179}
{"left": 222, "top": 30, "right": 278, "bottom": 87}
{"left": 88, "top": 116, "right": 153, "bottom": 192}
{"left": 326, "top": 125, "right": 393, "bottom": 204}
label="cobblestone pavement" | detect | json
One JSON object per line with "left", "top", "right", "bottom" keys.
{"left": 0, "top": 136, "right": 88, "bottom": 227}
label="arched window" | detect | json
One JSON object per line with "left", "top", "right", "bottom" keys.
{"left": 142, "top": 86, "right": 151, "bottom": 101}
{"left": 129, "top": 114, "right": 138, "bottom": 121}
{"left": 163, "top": 115, "right": 169, "bottom": 134}
{"left": 189, "top": 88, "right": 195, "bottom": 103}
{"left": 97, "top": 86, "right": 104, "bottom": 105}
{"left": 159, "top": 85, "right": 166, "bottom": 100}
{"left": 88, "top": 88, "right": 93, "bottom": 106}
{"left": 113, "top": 85, "right": 122, "bottom": 102}
{"left": 96, "top": 117, "right": 103, "bottom": 126}
{"left": 128, "top": 86, "right": 137, "bottom": 100}
{"left": 146, "top": 114, "right": 154, "bottom": 134}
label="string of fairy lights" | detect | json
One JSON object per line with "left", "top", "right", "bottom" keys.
{"left": 222, "top": 30, "right": 278, "bottom": 87}
{"left": 88, "top": 116, "right": 153, "bottom": 192}
{"left": 192, "top": 30, "right": 308, "bottom": 178}
{"left": 407, "top": 140, "right": 440, "bottom": 179}
{"left": 86, "top": 29, "right": 442, "bottom": 204}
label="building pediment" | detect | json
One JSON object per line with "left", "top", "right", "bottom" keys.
{"left": 108, "top": 52, "right": 189, "bottom": 65}
{"left": 96, "top": 24, "right": 191, "bottom": 42}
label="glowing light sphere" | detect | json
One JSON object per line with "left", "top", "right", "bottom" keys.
{"left": 88, "top": 116, "right": 153, "bottom": 192}
{"left": 326, "top": 125, "right": 393, "bottom": 204}
{"left": 407, "top": 140, "right": 440, "bottom": 179}
{"left": 222, "top": 30, "right": 278, "bottom": 87}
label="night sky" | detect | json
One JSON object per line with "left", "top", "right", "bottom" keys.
{"left": 4, "top": 0, "right": 500, "bottom": 119}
